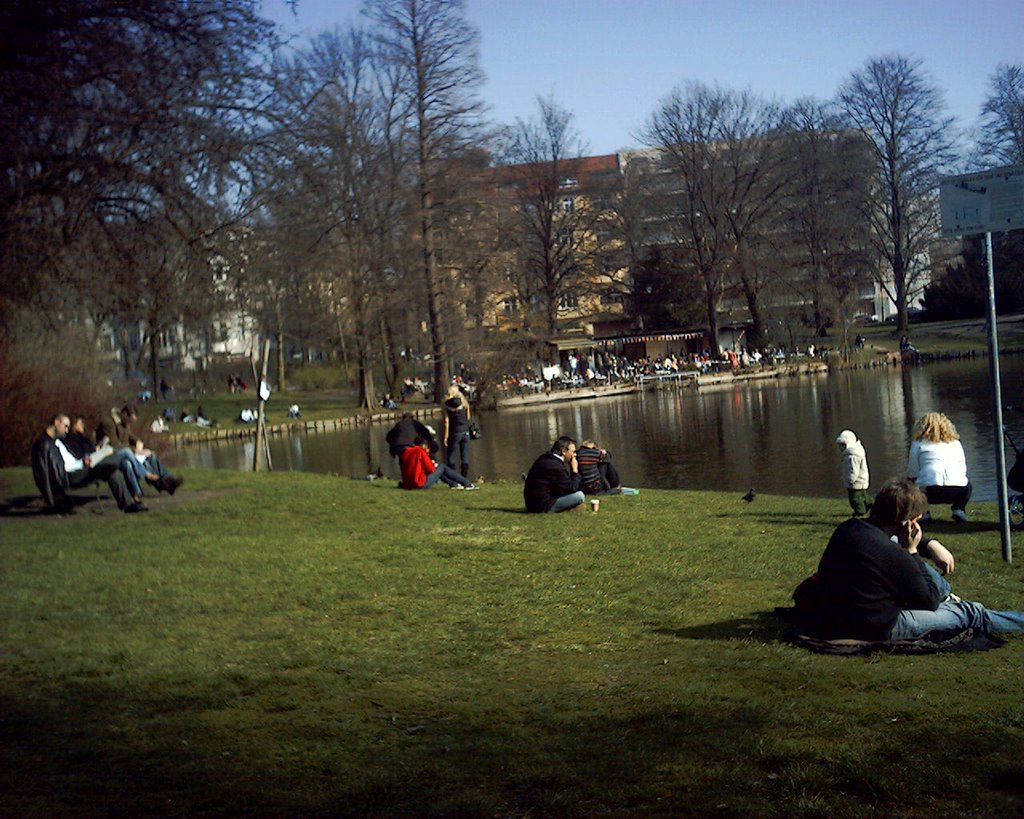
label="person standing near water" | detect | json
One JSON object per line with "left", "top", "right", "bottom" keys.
{"left": 443, "top": 384, "right": 473, "bottom": 479}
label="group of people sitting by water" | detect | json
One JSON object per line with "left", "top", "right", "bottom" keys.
{"left": 810, "top": 410, "right": 1024, "bottom": 642}
{"left": 523, "top": 436, "right": 632, "bottom": 513}
{"left": 32, "top": 405, "right": 184, "bottom": 514}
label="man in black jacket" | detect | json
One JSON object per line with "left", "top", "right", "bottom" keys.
{"left": 386, "top": 413, "right": 437, "bottom": 458}
{"left": 524, "top": 436, "right": 585, "bottom": 513}
{"left": 32, "top": 414, "right": 140, "bottom": 513}
{"left": 813, "top": 479, "right": 1024, "bottom": 639}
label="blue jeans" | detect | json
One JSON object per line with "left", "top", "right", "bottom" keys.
{"left": 550, "top": 491, "right": 585, "bottom": 512}
{"left": 446, "top": 431, "right": 470, "bottom": 474}
{"left": 423, "top": 464, "right": 473, "bottom": 488}
{"left": 115, "top": 449, "right": 168, "bottom": 496}
{"left": 889, "top": 563, "right": 1024, "bottom": 638}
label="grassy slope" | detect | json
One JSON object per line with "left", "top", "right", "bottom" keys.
{"left": 1, "top": 468, "right": 1022, "bottom": 816}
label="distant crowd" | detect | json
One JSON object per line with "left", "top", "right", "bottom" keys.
{"left": 494, "top": 346, "right": 827, "bottom": 395}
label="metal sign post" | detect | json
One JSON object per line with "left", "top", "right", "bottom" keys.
{"left": 940, "top": 165, "right": 1023, "bottom": 562}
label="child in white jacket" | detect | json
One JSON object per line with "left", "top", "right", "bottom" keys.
{"left": 836, "top": 429, "right": 871, "bottom": 516}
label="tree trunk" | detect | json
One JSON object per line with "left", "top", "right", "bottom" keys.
{"left": 704, "top": 283, "right": 720, "bottom": 354}
{"left": 275, "top": 330, "right": 286, "bottom": 390}
{"left": 149, "top": 324, "right": 161, "bottom": 397}
{"left": 739, "top": 275, "right": 766, "bottom": 351}
{"left": 337, "top": 315, "right": 350, "bottom": 379}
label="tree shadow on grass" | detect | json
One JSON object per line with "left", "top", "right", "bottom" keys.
{"left": 4, "top": 655, "right": 1021, "bottom": 815}
{"left": 921, "top": 519, "right": 1004, "bottom": 535}
{"left": 0, "top": 675, "right": 770, "bottom": 817}
{"left": 709, "top": 511, "right": 833, "bottom": 524}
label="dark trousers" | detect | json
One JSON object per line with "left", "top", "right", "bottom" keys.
{"left": 924, "top": 483, "right": 972, "bottom": 512}
{"left": 66, "top": 462, "right": 132, "bottom": 510}
{"left": 446, "top": 431, "right": 470, "bottom": 477}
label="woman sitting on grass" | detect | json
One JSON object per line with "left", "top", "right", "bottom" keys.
{"left": 399, "top": 436, "right": 477, "bottom": 491}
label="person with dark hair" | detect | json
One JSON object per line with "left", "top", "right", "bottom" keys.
{"left": 63, "top": 414, "right": 97, "bottom": 461}
{"left": 523, "top": 436, "right": 585, "bottom": 513}
{"left": 97, "top": 405, "right": 183, "bottom": 499}
{"left": 399, "top": 436, "right": 477, "bottom": 490}
{"left": 32, "top": 413, "right": 141, "bottom": 513}
{"left": 811, "top": 478, "right": 1024, "bottom": 640}
{"left": 386, "top": 413, "right": 437, "bottom": 459}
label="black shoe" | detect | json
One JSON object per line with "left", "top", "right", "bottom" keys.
{"left": 125, "top": 502, "right": 149, "bottom": 513}
{"left": 164, "top": 476, "right": 183, "bottom": 495}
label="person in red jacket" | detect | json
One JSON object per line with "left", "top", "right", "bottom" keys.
{"left": 400, "top": 437, "right": 478, "bottom": 490}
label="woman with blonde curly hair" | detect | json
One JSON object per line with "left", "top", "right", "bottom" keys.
{"left": 907, "top": 412, "right": 972, "bottom": 522}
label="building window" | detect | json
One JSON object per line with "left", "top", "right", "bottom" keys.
{"left": 558, "top": 176, "right": 578, "bottom": 189}
{"left": 561, "top": 196, "right": 574, "bottom": 213}
{"left": 558, "top": 292, "right": 579, "bottom": 311}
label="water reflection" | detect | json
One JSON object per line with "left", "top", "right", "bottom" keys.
{"left": 175, "top": 357, "right": 1023, "bottom": 501}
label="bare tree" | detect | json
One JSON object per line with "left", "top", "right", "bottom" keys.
{"left": 260, "top": 27, "right": 411, "bottom": 410}
{"left": 779, "top": 98, "right": 876, "bottom": 343}
{"left": 0, "top": 0, "right": 277, "bottom": 381}
{"left": 977, "top": 63, "right": 1024, "bottom": 168}
{"left": 642, "top": 83, "right": 785, "bottom": 351}
{"left": 364, "top": 0, "right": 485, "bottom": 401}
{"left": 838, "top": 55, "right": 959, "bottom": 332}
{"left": 501, "top": 96, "right": 616, "bottom": 335}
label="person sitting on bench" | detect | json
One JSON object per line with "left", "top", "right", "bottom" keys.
{"left": 32, "top": 413, "right": 143, "bottom": 513}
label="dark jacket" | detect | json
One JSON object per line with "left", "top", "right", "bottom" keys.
{"left": 32, "top": 434, "right": 68, "bottom": 507}
{"left": 64, "top": 430, "right": 96, "bottom": 461}
{"left": 524, "top": 451, "right": 580, "bottom": 513}
{"left": 97, "top": 409, "right": 135, "bottom": 449}
{"left": 814, "top": 517, "right": 942, "bottom": 640}
{"left": 444, "top": 398, "right": 470, "bottom": 435}
{"left": 386, "top": 416, "right": 435, "bottom": 457}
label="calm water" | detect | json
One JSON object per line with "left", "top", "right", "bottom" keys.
{"left": 176, "top": 357, "right": 1024, "bottom": 501}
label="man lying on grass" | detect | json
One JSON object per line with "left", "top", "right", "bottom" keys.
{"left": 810, "top": 478, "right": 1024, "bottom": 640}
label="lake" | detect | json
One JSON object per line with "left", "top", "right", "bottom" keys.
{"left": 176, "top": 356, "right": 1024, "bottom": 502}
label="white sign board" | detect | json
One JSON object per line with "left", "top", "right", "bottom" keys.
{"left": 939, "top": 165, "right": 1024, "bottom": 237}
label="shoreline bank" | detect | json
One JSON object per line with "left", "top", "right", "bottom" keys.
{"left": 167, "top": 346, "right": 1022, "bottom": 449}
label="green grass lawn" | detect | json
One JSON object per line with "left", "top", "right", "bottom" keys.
{"left": 2, "top": 468, "right": 1022, "bottom": 816}
{"left": 847, "top": 313, "right": 1024, "bottom": 358}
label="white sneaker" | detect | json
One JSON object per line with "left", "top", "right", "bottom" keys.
{"left": 464, "top": 484, "right": 479, "bottom": 491}
{"left": 952, "top": 508, "right": 969, "bottom": 523}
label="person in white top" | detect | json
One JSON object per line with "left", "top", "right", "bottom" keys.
{"left": 907, "top": 412, "right": 972, "bottom": 523}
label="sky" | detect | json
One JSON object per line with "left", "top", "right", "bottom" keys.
{"left": 261, "top": 0, "right": 1024, "bottom": 156}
